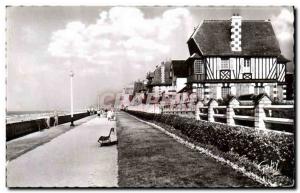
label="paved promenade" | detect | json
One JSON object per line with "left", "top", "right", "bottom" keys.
{"left": 7, "top": 117, "right": 118, "bottom": 187}
{"left": 7, "top": 112, "right": 261, "bottom": 188}
{"left": 7, "top": 115, "right": 96, "bottom": 161}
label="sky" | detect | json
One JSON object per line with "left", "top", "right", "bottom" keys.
{"left": 6, "top": 6, "right": 294, "bottom": 111}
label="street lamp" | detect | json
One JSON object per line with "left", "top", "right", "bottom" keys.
{"left": 70, "top": 70, "right": 75, "bottom": 126}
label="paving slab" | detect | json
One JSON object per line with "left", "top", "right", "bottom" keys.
{"left": 7, "top": 117, "right": 118, "bottom": 187}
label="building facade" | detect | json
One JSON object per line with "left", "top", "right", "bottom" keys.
{"left": 185, "top": 15, "right": 290, "bottom": 102}
{"left": 146, "top": 61, "right": 174, "bottom": 96}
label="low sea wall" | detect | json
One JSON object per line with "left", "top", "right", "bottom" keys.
{"left": 6, "top": 112, "right": 90, "bottom": 141}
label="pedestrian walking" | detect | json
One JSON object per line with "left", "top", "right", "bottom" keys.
{"left": 107, "top": 110, "right": 111, "bottom": 121}
{"left": 45, "top": 116, "right": 50, "bottom": 128}
{"left": 54, "top": 111, "right": 59, "bottom": 126}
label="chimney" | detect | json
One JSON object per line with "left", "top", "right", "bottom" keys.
{"left": 230, "top": 14, "right": 242, "bottom": 52}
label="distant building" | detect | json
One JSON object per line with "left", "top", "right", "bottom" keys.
{"left": 146, "top": 61, "right": 174, "bottom": 96}
{"left": 185, "top": 15, "right": 290, "bottom": 102}
{"left": 123, "top": 87, "right": 134, "bottom": 95}
{"left": 118, "top": 85, "right": 134, "bottom": 109}
{"left": 133, "top": 80, "right": 147, "bottom": 96}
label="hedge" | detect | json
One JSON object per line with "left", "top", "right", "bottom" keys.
{"left": 126, "top": 110, "right": 294, "bottom": 179}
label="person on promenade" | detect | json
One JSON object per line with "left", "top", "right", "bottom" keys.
{"left": 107, "top": 110, "right": 112, "bottom": 121}
{"left": 45, "top": 116, "right": 50, "bottom": 128}
{"left": 54, "top": 111, "right": 59, "bottom": 126}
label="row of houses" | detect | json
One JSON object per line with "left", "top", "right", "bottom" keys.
{"left": 119, "top": 14, "right": 294, "bottom": 109}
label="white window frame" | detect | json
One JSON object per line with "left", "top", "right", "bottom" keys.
{"left": 221, "top": 58, "right": 230, "bottom": 69}
{"left": 194, "top": 60, "right": 204, "bottom": 74}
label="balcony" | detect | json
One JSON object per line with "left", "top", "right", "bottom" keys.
{"left": 187, "top": 74, "right": 205, "bottom": 83}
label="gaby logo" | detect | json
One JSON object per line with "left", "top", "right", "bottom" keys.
{"left": 99, "top": 92, "right": 199, "bottom": 109}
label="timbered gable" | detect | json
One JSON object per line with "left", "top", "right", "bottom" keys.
{"left": 186, "top": 16, "right": 290, "bottom": 84}
{"left": 204, "top": 57, "right": 283, "bottom": 82}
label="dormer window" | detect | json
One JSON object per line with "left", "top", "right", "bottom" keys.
{"left": 221, "top": 58, "right": 229, "bottom": 69}
{"left": 194, "top": 60, "right": 204, "bottom": 74}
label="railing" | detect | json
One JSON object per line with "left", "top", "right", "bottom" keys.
{"left": 164, "top": 105, "right": 196, "bottom": 118}
{"left": 127, "top": 95, "right": 294, "bottom": 132}
{"left": 195, "top": 96, "right": 294, "bottom": 132}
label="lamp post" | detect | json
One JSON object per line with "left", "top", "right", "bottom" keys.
{"left": 70, "top": 70, "right": 75, "bottom": 126}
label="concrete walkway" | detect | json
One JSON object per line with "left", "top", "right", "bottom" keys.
{"left": 7, "top": 115, "right": 96, "bottom": 161}
{"left": 7, "top": 117, "right": 118, "bottom": 187}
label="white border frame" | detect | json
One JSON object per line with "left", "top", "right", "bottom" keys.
{"left": 0, "top": 1, "right": 298, "bottom": 192}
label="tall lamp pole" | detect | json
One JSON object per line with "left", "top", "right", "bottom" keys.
{"left": 70, "top": 70, "right": 75, "bottom": 126}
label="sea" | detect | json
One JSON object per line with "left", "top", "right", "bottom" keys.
{"left": 6, "top": 111, "right": 72, "bottom": 124}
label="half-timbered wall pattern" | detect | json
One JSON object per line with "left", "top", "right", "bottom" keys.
{"left": 204, "top": 57, "right": 282, "bottom": 81}
{"left": 277, "top": 63, "right": 286, "bottom": 82}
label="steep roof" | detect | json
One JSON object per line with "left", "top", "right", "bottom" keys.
{"left": 190, "top": 20, "right": 282, "bottom": 57}
{"left": 190, "top": 53, "right": 202, "bottom": 58}
{"left": 171, "top": 60, "right": 188, "bottom": 77}
{"left": 277, "top": 54, "right": 290, "bottom": 63}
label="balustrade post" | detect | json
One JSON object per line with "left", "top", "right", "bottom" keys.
{"left": 208, "top": 99, "right": 218, "bottom": 122}
{"left": 254, "top": 95, "right": 272, "bottom": 129}
{"left": 227, "top": 97, "right": 239, "bottom": 126}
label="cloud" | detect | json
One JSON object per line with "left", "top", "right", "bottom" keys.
{"left": 47, "top": 7, "right": 192, "bottom": 76}
{"left": 270, "top": 8, "right": 294, "bottom": 72}
{"left": 271, "top": 8, "right": 294, "bottom": 44}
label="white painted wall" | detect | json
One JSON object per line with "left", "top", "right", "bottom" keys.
{"left": 176, "top": 78, "right": 187, "bottom": 92}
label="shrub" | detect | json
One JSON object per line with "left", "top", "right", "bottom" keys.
{"left": 126, "top": 110, "right": 295, "bottom": 179}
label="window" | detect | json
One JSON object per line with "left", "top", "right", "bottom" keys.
{"left": 244, "top": 59, "right": 250, "bottom": 67}
{"left": 221, "top": 58, "right": 229, "bottom": 69}
{"left": 221, "top": 87, "right": 230, "bottom": 98}
{"left": 197, "top": 87, "right": 204, "bottom": 99}
{"left": 194, "top": 60, "right": 204, "bottom": 74}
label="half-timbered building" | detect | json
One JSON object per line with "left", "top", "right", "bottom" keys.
{"left": 185, "top": 14, "right": 290, "bottom": 102}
